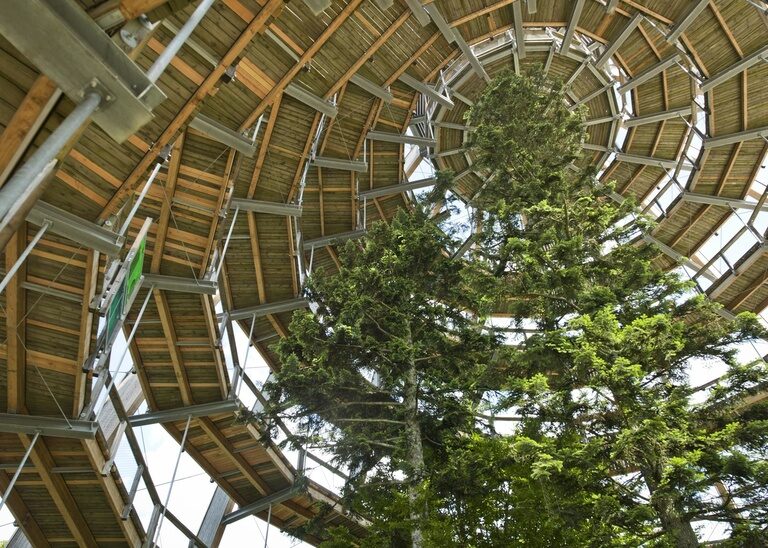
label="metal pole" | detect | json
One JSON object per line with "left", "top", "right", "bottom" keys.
{"left": 107, "top": 285, "right": 155, "bottom": 382}
{"left": 0, "top": 92, "right": 102, "bottom": 249}
{"left": 81, "top": 284, "right": 155, "bottom": 421}
{"left": 145, "top": 0, "right": 216, "bottom": 84}
{"left": 263, "top": 504, "right": 272, "bottom": 548}
{"left": 233, "top": 314, "right": 256, "bottom": 399}
{"left": 0, "top": 431, "right": 40, "bottom": 514}
{"left": 154, "top": 415, "right": 192, "bottom": 546}
{"left": 0, "top": 221, "right": 50, "bottom": 295}
{"left": 119, "top": 161, "right": 163, "bottom": 237}
{"left": 215, "top": 207, "right": 239, "bottom": 281}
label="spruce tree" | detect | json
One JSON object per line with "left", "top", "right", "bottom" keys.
{"left": 264, "top": 68, "right": 768, "bottom": 547}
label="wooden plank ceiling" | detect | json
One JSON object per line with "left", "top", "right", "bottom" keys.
{"left": 0, "top": 0, "right": 766, "bottom": 545}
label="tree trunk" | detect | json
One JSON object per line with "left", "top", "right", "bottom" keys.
{"left": 641, "top": 466, "right": 699, "bottom": 548}
{"left": 404, "top": 326, "right": 425, "bottom": 548}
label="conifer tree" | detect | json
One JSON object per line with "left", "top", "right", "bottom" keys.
{"left": 264, "top": 68, "right": 768, "bottom": 547}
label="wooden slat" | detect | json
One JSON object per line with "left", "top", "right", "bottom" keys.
{"left": 100, "top": 0, "right": 285, "bottom": 221}
{"left": 0, "top": 76, "right": 60, "bottom": 188}
{"left": 22, "top": 436, "right": 98, "bottom": 546}
{"left": 239, "top": 0, "right": 365, "bottom": 130}
{"left": 0, "top": 470, "right": 50, "bottom": 547}
{"left": 151, "top": 132, "right": 185, "bottom": 273}
{"left": 73, "top": 250, "right": 100, "bottom": 416}
{"left": 5, "top": 225, "right": 26, "bottom": 413}
{"left": 197, "top": 417, "right": 271, "bottom": 495}
{"left": 153, "top": 289, "right": 195, "bottom": 406}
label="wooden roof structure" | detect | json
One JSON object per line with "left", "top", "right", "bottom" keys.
{"left": 0, "top": 0, "right": 767, "bottom": 545}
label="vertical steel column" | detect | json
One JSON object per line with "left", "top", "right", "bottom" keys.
{"left": 143, "top": 503, "right": 163, "bottom": 548}
{"left": 0, "top": 92, "right": 102, "bottom": 250}
{"left": 144, "top": 0, "right": 217, "bottom": 84}
{"left": 232, "top": 313, "right": 256, "bottom": 399}
{"left": 0, "top": 432, "right": 40, "bottom": 513}
{"left": 215, "top": 207, "right": 240, "bottom": 281}
{"left": 0, "top": 221, "right": 50, "bottom": 295}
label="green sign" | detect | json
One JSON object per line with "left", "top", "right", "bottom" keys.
{"left": 125, "top": 235, "right": 146, "bottom": 300}
{"left": 106, "top": 279, "right": 125, "bottom": 341}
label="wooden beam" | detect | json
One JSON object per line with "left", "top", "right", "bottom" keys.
{"left": 72, "top": 249, "right": 100, "bottom": 416}
{"left": 247, "top": 98, "right": 281, "bottom": 198}
{"left": 0, "top": 470, "right": 50, "bottom": 547}
{"left": 100, "top": 0, "right": 285, "bottom": 221}
{"left": 240, "top": 0, "right": 365, "bottom": 130}
{"left": 151, "top": 132, "right": 185, "bottom": 273}
{"left": 449, "top": 0, "right": 517, "bottom": 27}
{"left": 21, "top": 435, "right": 98, "bottom": 546}
{"left": 288, "top": 114, "right": 322, "bottom": 203}
{"left": 197, "top": 417, "right": 271, "bottom": 495}
{"left": 0, "top": 75, "right": 60, "bottom": 188}
{"left": 153, "top": 289, "right": 195, "bottom": 405}
{"left": 5, "top": 224, "right": 26, "bottom": 413}
{"left": 727, "top": 269, "right": 768, "bottom": 311}
{"left": 325, "top": 10, "right": 411, "bottom": 99}
{"left": 201, "top": 293, "right": 229, "bottom": 399}
{"left": 81, "top": 438, "right": 144, "bottom": 546}
{"left": 246, "top": 213, "right": 268, "bottom": 305}
{"left": 119, "top": 0, "right": 173, "bottom": 20}
{"left": 201, "top": 149, "right": 237, "bottom": 277}
{"left": 385, "top": 33, "right": 441, "bottom": 86}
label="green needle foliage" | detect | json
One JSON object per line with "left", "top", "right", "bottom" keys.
{"left": 264, "top": 67, "right": 768, "bottom": 547}
{"left": 265, "top": 210, "right": 503, "bottom": 546}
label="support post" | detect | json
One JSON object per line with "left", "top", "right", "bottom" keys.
{"left": 122, "top": 464, "right": 144, "bottom": 519}
{"left": 215, "top": 207, "right": 239, "bottom": 281}
{"left": 189, "top": 487, "right": 233, "bottom": 548}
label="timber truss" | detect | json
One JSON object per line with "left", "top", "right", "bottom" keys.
{"left": 0, "top": 0, "right": 767, "bottom": 545}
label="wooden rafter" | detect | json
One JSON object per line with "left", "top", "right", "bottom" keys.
{"left": 154, "top": 289, "right": 194, "bottom": 406}
{"left": 449, "top": 0, "right": 517, "bottom": 27}
{"left": 100, "top": 0, "right": 285, "bottom": 221}
{"left": 81, "top": 438, "right": 144, "bottom": 546}
{"left": 727, "top": 269, "right": 768, "bottom": 311}
{"left": 0, "top": 470, "right": 49, "bottom": 546}
{"left": 239, "top": 0, "right": 365, "bottom": 130}
{"left": 247, "top": 98, "right": 281, "bottom": 198}
{"left": 5, "top": 224, "right": 26, "bottom": 414}
{"left": 197, "top": 417, "right": 271, "bottom": 495}
{"left": 325, "top": 9, "right": 412, "bottom": 99}
{"left": 0, "top": 75, "right": 60, "bottom": 188}
{"left": 151, "top": 132, "right": 185, "bottom": 274}
{"left": 22, "top": 435, "right": 98, "bottom": 546}
{"left": 201, "top": 149, "right": 238, "bottom": 277}
{"left": 73, "top": 249, "right": 100, "bottom": 416}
